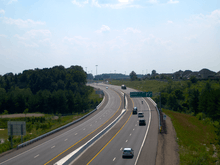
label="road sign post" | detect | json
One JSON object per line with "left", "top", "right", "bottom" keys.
{"left": 8, "top": 121, "right": 26, "bottom": 147}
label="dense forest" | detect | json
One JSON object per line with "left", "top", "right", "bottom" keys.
{"left": 154, "top": 77, "right": 220, "bottom": 142}
{"left": 0, "top": 65, "right": 98, "bottom": 114}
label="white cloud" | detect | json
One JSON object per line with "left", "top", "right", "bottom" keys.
{"left": 124, "top": 27, "right": 141, "bottom": 33}
{"left": 184, "top": 35, "right": 197, "bottom": 41}
{"left": 14, "top": 29, "right": 51, "bottom": 48}
{"left": 118, "top": 0, "right": 129, "bottom": 2}
{"left": 62, "top": 36, "right": 90, "bottom": 47}
{"left": 72, "top": 0, "right": 89, "bottom": 7}
{"left": 26, "top": 29, "right": 51, "bottom": 37}
{"left": 188, "top": 9, "right": 220, "bottom": 28}
{"left": 149, "top": 0, "right": 157, "bottom": 4}
{"left": 7, "top": 0, "right": 18, "bottom": 4}
{"left": 71, "top": 0, "right": 152, "bottom": 9}
{"left": 141, "top": 34, "right": 173, "bottom": 50}
{"left": 167, "top": 20, "right": 173, "bottom": 24}
{"left": 95, "top": 25, "right": 111, "bottom": 33}
{"left": 0, "top": 34, "right": 7, "bottom": 38}
{"left": 167, "top": 0, "right": 179, "bottom": 4}
{"left": 2, "top": 17, "right": 45, "bottom": 28}
{"left": 0, "top": 9, "right": 5, "bottom": 15}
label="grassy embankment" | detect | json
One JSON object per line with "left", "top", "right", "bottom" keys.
{"left": 0, "top": 90, "right": 102, "bottom": 154}
{"left": 110, "top": 80, "right": 219, "bottom": 164}
{"left": 164, "top": 109, "right": 219, "bottom": 165}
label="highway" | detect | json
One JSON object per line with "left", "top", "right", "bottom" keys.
{"left": 0, "top": 83, "right": 159, "bottom": 165}
{"left": 70, "top": 84, "right": 158, "bottom": 165}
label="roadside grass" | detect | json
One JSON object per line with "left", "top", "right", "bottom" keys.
{"left": 163, "top": 109, "right": 219, "bottom": 165}
{"left": 110, "top": 80, "right": 167, "bottom": 93}
{"left": 0, "top": 129, "right": 8, "bottom": 140}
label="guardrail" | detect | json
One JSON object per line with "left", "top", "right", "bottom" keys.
{"left": 148, "top": 97, "right": 161, "bottom": 131}
{"left": 17, "top": 96, "right": 105, "bottom": 149}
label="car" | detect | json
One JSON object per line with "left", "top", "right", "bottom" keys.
{"left": 139, "top": 119, "right": 146, "bottom": 125}
{"left": 138, "top": 112, "right": 144, "bottom": 118}
{"left": 122, "top": 148, "right": 134, "bottom": 158}
{"left": 133, "top": 107, "right": 137, "bottom": 114}
{"left": 106, "top": 87, "right": 108, "bottom": 89}
{"left": 121, "top": 84, "right": 126, "bottom": 90}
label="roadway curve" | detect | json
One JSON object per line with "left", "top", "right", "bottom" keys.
{"left": 0, "top": 84, "right": 124, "bottom": 165}
{"left": 70, "top": 84, "right": 159, "bottom": 165}
{"left": 0, "top": 83, "right": 159, "bottom": 165}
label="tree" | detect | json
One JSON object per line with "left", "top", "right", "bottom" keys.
{"left": 129, "top": 71, "right": 137, "bottom": 81}
{"left": 23, "top": 108, "right": 29, "bottom": 119}
{"left": 189, "top": 89, "right": 200, "bottom": 115}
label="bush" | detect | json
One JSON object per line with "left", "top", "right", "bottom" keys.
{"left": 196, "top": 112, "right": 206, "bottom": 120}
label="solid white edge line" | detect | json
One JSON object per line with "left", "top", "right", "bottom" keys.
{"left": 134, "top": 98, "right": 151, "bottom": 165}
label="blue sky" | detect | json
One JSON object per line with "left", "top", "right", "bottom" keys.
{"left": 0, "top": 0, "right": 220, "bottom": 76}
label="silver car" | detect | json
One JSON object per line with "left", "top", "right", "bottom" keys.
{"left": 122, "top": 148, "right": 134, "bottom": 158}
{"left": 138, "top": 112, "right": 144, "bottom": 118}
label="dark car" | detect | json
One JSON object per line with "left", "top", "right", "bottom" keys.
{"left": 133, "top": 107, "right": 137, "bottom": 114}
{"left": 121, "top": 84, "right": 126, "bottom": 90}
{"left": 139, "top": 119, "right": 146, "bottom": 126}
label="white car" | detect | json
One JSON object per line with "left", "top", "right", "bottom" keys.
{"left": 106, "top": 87, "right": 108, "bottom": 89}
{"left": 138, "top": 112, "right": 144, "bottom": 118}
{"left": 122, "top": 148, "right": 134, "bottom": 158}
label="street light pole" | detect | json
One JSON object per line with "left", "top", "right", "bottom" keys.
{"left": 96, "top": 65, "right": 98, "bottom": 75}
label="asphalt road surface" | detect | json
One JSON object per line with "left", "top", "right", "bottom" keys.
{"left": 0, "top": 83, "right": 159, "bottom": 165}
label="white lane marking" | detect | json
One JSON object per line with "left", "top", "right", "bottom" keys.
{"left": 54, "top": 109, "right": 127, "bottom": 165}
{"left": 133, "top": 128, "right": 135, "bottom": 131}
{"left": 126, "top": 140, "right": 128, "bottom": 143}
{"left": 34, "top": 154, "right": 39, "bottom": 158}
{"left": 64, "top": 139, "right": 68, "bottom": 141}
{"left": 134, "top": 99, "right": 152, "bottom": 165}
{"left": 130, "top": 134, "right": 132, "bottom": 136}
{"left": 75, "top": 133, "right": 78, "bottom": 135}
{"left": 120, "top": 148, "right": 123, "bottom": 151}
{"left": 113, "top": 157, "right": 116, "bottom": 161}
{"left": 51, "top": 146, "right": 55, "bottom": 149}
{"left": 54, "top": 145, "right": 83, "bottom": 165}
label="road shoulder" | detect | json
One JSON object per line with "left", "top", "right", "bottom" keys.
{"left": 156, "top": 112, "right": 180, "bottom": 165}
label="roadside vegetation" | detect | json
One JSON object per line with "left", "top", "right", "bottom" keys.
{"left": 164, "top": 109, "right": 219, "bottom": 165}
{"left": 0, "top": 90, "right": 102, "bottom": 154}
{"left": 110, "top": 78, "right": 220, "bottom": 164}
{"left": 0, "top": 65, "right": 103, "bottom": 154}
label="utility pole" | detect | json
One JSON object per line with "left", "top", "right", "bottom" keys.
{"left": 85, "top": 67, "right": 87, "bottom": 73}
{"left": 96, "top": 65, "right": 98, "bottom": 75}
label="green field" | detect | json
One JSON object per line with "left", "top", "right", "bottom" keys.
{"left": 163, "top": 109, "right": 219, "bottom": 165}
{"left": 110, "top": 79, "right": 167, "bottom": 93}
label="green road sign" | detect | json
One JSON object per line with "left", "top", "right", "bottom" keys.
{"left": 130, "top": 92, "right": 152, "bottom": 97}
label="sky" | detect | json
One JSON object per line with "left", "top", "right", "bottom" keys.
{"left": 0, "top": 0, "right": 220, "bottom": 76}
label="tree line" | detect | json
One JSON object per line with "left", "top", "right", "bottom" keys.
{"left": 154, "top": 77, "right": 220, "bottom": 142}
{"left": 0, "top": 65, "right": 98, "bottom": 114}
{"left": 155, "top": 77, "right": 220, "bottom": 121}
